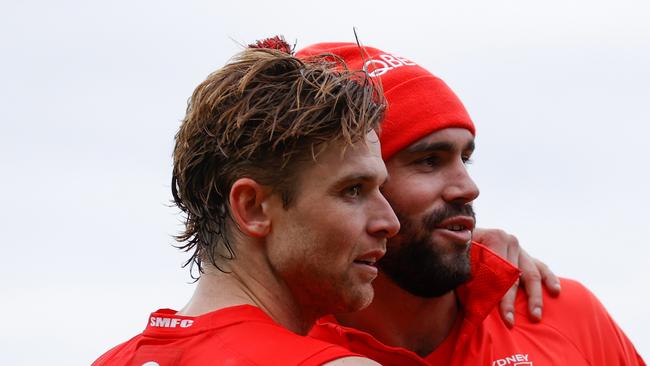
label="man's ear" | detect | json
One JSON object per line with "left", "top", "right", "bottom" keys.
{"left": 229, "top": 178, "right": 272, "bottom": 238}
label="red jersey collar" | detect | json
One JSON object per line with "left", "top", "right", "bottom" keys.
{"left": 455, "top": 242, "right": 521, "bottom": 336}
{"left": 143, "top": 304, "right": 274, "bottom": 337}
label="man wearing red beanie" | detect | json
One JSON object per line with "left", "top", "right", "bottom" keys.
{"left": 298, "top": 43, "right": 646, "bottom": 365}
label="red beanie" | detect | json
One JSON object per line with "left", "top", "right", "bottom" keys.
{"left": 296, "top": 43, "right": 475, "bottom": 160}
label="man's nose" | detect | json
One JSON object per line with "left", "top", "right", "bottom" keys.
{"left": 368, "top": 192, "right": 401, "bottom": 238}
{"left": 442, "top": 163, "right": 479, "bottom": 205}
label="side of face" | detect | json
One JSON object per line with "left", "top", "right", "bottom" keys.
{"left": 265, "top": 130, "right": 400, "bottom": 315}
{"left": 379, "top": 128, "right": 480, "bottom": 297}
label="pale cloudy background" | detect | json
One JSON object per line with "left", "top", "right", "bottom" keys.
{"left": 1, "top": 0, "right": 648, "bottom": 364}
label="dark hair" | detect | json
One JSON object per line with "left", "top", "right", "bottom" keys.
{"left": 172, "top": 45, "right": 385, "bottom": 278}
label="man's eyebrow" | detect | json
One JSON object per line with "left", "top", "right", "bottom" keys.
{"left": 406, "top": 139, "right": 475, "bottom": 154}
{"left": 332, "top": 173, "right": 386, "bottom": 188}
{"left": 406, "top": 141, "right": 454, "bottom": 154}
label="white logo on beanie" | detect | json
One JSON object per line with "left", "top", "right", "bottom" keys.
{"left": 363, "top": 54, "right": 417, "bottom": 77}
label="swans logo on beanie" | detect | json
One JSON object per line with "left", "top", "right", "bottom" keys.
{"left": 296, "top": 42, "right": 475, "bottom": 160}
{"left": 363, "top": 54, "right": 417, "bottom": 77}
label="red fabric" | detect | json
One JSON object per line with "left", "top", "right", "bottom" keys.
{"left": 93, "top": 305, "right": 361, "bottom": 366}
{"left": 249, "top": 35, "right": 292, "bottom": 54}
{"left": 309, "top": 243, "right": 646, "bottom": 366}
{"left": 296, "top": 43, "right": 475, "bottom": 160}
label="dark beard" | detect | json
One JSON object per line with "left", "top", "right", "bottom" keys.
{"left": 378, "top": 204, "right": 475, "bottom": 298}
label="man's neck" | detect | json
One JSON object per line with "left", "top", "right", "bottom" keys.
{"left": 335, "top": 272, "right": 459, "bottom": 357}
{"left": 177, "top": 259, "right": 317, "bottom": 335}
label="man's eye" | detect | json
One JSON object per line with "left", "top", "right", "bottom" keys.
{"left": 463, "top": 157, "right": 473, "bottom": 165}
{"left": 344, "top": 184, "right": 362, "bottom": 198}
{"left": 419, "top": 156, "right": 441, "bottom": 167}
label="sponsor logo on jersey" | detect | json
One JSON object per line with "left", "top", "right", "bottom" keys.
{"left": 492, "top": 353, "right": 533, "bottom": 366}
{"left": 362, "top": 54, "right": 418, "bottom": 77}
{"left": 149, "top": 316, "right": 194, "bottom": 328}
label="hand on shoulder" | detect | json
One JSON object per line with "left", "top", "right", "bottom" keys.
{"left": 473, "top": 227, "right": 561, "bottom": 327}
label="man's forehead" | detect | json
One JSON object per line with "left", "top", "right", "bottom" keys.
{"left": 402, "top": 127, "right": 475, "bottom": 154}
{"left": 309, "top": 135, "right": 386, "bottom": 178}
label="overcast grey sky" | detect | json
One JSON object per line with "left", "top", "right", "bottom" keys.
{"left": 1, "top": 0, "right": 648, "bottom": 364}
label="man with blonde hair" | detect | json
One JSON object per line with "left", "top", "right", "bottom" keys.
{"left": 93, "top": 37, "right": 398, "bottom": 366}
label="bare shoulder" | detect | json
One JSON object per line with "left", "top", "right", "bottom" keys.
{"left": 322, "top": 356, "right": 382, "bottom": 366}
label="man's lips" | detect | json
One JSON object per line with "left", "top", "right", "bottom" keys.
{"left": 433, "top": 216, "right": 475, "bottom": 244}
{"left": 353, "top": 249, "right": 386, "bottom": 266}
{"left": 352, "top": 248, "right": 386, "bottom": 279}
{"left": 435, "top": 216, "right": 476, "bottom": 232}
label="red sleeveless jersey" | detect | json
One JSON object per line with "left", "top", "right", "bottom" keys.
{"left": 94, "top": 305, "right": 361, "bottom": 366}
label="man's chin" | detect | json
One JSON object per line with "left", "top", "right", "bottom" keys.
{"left": 331, "top": 284, "right": 375, "bottom": 313}
{"left": 385, "top": 271, "right": 469, "bottom": 299}
{"left": 438, "top": 244, "right": 472, "bottom": 266}
{"left": 379, "top": 244, "right": 472, "bottom": 298}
